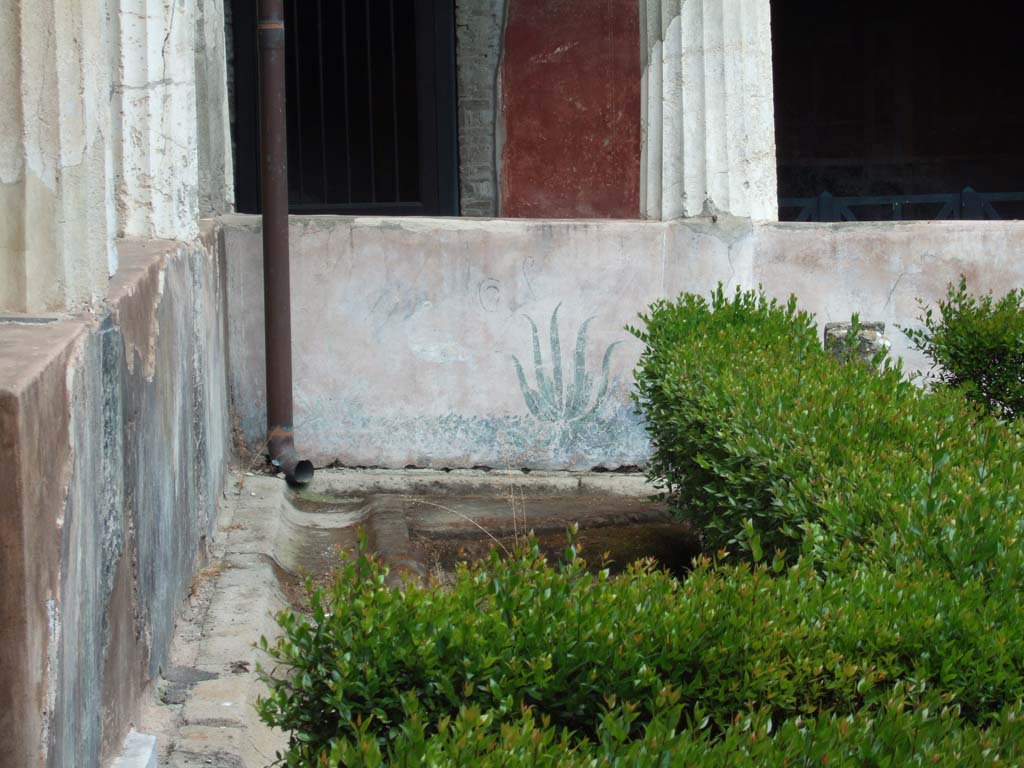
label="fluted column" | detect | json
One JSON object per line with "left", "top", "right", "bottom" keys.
{"left": 0, "top": 0, "right": 116, "bottom": 313}
{"left": 641, "top": 0, "right": 778, "bottom": 220}
{"left": 195, "top": 0, "right": 236, "bottom": 215}
{"left": 0, "top": 0, "right": 233, "bottom": 314}
{"left": 113, "top": 0, "right": 200, "bottom": 241}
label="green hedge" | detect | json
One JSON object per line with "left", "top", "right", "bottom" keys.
{"left": 628, "top": 286, "right": 1024, "bottom": 580}
{"left": 904, "top": 276, "right": 1024, "bottom": 422}
{"left": 259, "top": 543, "right": 1024, "bottom": 765}
{"left": 257, "top": 287, "right": 1024, "bottom": 765}
{"left": 320, "top": 696, "right": 1024, "bottom": 767}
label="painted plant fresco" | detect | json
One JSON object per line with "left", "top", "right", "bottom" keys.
{"left": 293, "top": 392, "right": 649, "bottom": 470}
{"left": 284, "top": 304, "right": 647, "bottom": 469}
{"left": 512, "top": 304, "right": 621, "bottom": 423}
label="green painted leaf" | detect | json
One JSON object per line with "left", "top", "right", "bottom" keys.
{"left": 525, "top": 314, "right": 556, "bottom": 414}
{"left": 578, "top": 341, "right": 621, "bottom": 421}
{"left": 512, "top": 355, "right": 544, "bottom": 420}
{"left": 566, "top": 316, "right": 596, "bottom": 417}
{"left": 550, "top": 303, "right": 564, "bottom": 415}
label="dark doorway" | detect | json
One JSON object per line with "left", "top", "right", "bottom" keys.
{"left": 232, "top": 0, "right": 459, "bottom": 215}
{"left": 772, "top": 1, "right": 1024, "bottom": 220}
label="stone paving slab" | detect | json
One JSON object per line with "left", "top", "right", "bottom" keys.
{"left": 110, "top": 731, "right": 157, "bottom": 768}
{"left": 136, "top": 474, "right": 289, "bottom": 768}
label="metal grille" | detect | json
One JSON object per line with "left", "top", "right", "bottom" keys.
{"left": 232, "top": 0, "right": 458, "bottom": 216}
{"left": 780, "top": 187, "right": 1024, "bottom": 222}
{"left": 285, "top": 0, "right": 418, "bottom": 209}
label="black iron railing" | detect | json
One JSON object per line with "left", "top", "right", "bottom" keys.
{"left": 779, "top": 187, "right": 1024, "bottom": 222}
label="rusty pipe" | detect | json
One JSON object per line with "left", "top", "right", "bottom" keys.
{"left": 258, "top": 0, "right": 313, "bottom": 485}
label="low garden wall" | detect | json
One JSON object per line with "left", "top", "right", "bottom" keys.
{"left": 0, "top": 227, "right": 230, "bottom": 767}
{"left": 222, "top": 214, "right": 1024, "bottom": 470}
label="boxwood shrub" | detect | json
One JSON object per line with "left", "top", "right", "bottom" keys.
{"left": 321, "top": 694, "right": 1024, "bottom": 767}
{"left": 904, "top": 276, "right": 1024, "bottom": 422}
{"left": 259, "top": 542, "right": 1024, "bottom": 765}
{"left": 628, "top": 285, "right": 1024, "bottom": 579}
{"left": 257, "top": 286, "right": 1024, "bottom": 765}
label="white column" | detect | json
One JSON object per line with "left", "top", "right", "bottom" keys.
{"left": 0, "top": 0, "right": 234, "bottom": 313}
{"left": 113, "top": 0, "right": 200, "bottom": 242}
{"left": 641, "top": 0, "right": 778, "bottom": 221}
{"left": 195, "top": 0, "right": 235, "bottom": 215}
{"left": 0, "top": 0, "right": 116, "bottom": 313}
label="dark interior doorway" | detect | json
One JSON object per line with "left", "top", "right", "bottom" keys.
{"left": 772, "top": 1, "right": 1024, "bottom": 220}
{"left": 232, "top": 0, "right": 459, "bottom": 215}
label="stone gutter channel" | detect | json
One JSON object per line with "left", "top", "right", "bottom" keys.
{"left": 127, "top": 469, "right": 668, "bottom": 767}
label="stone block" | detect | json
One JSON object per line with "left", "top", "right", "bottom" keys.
{"left": 824, "top": 321, "right": 889, "bottom": 364}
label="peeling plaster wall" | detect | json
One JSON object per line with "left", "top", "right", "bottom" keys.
{"left": 0, "top": 0, "right": 233, "bottom": 314}
{"left": 223, "top": 215, "right": 1024, "bottom": 470}
{"left": 0, "top": 231, "right": 230, "bottom": 768}
{"left": 0, "top": 2, "right": 234, "bottom": 761}
{"left": 0, "top": 321, "right": 80, "bottom": 768}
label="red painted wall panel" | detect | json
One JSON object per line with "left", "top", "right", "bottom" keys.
{"left": 499, "top": 0, "right": 641, "bottom": 219}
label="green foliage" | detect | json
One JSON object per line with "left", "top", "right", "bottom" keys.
{"left": 513, "top": 303, "right": 620, "bottom": 422}
{"left": 258, "top": 285, "right": 1024, "bottom": 765}
{"left": 628, "top": 285, "right": 1024, "bottom": 576}
{"left": 311, "top": 694, "right": 1024, "bottom": 767}
{"left": 903, "top": 276, "right": 1024, "bottom": 421}
{"left": 259, "top": 539, "right": 1024, "bottom": 766}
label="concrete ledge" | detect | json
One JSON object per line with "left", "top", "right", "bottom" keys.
{"left": 139, "top": 475, "right": 290, "bottom": 767}
{"left": 298, "top": 468, "right": 655, "bottom": 498}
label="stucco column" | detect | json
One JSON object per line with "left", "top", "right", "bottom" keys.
{"left": 0, "top": 0, "right": 234, "bottom": 314}
{"left": 0, "top": 0, "right": 117, "bottom": 313}
{"left": 640, "top": 0, "right": 778, "bottom": 221}
{"left": 195, "top": 0, "right": 236, "bottom": 216}
{"left": 114, "top": 0, "right": 201, "bottom": 241}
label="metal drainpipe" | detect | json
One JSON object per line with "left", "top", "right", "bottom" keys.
{"left": 258, "top": 0, "right": 313, "bottom": 485}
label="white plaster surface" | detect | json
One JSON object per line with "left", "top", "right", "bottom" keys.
{"left": 640, "top": 0, "right": 778, "bottom": 221}
{"left": 225, "top": 215, "right": 676, "bottom": 470}
{"left": 222, "top": 215, "right": 1024, "bottom": 470}
{"left": 750, "top": 221, "right": 1024, "bottom": 374}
